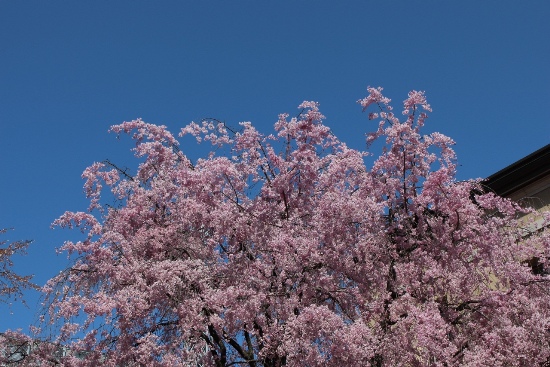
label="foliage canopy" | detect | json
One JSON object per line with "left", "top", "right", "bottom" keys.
{"left": 19, "top": 88, "right": 550, "bottom": 366}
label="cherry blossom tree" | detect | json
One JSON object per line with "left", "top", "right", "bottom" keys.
{"left": 0, "top": 229, "right": 36, "bottom": 304}
{"left": 0, "top": 230, "right": 39, "bottom": 365}
{"left": 34, "top": 88, "right": 550, "bottom": 366}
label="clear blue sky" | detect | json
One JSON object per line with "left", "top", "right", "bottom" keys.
{"left": 1, "top": 1, "right": 549, "bottom": 333}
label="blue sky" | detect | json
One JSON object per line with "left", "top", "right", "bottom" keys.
{"left": 1, "top": 1, "right": 549, "bottom": 333}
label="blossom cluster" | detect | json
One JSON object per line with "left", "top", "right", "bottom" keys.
{"left": 33, "top": 89, "right": 550, "bottom": 366}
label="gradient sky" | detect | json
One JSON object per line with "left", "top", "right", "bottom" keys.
{"left": 1, "top": 1, "right": 549, "bottom": 333}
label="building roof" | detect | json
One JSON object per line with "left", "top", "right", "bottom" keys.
{"left": 484, "top": 144, "right": 550, "bottom": 197}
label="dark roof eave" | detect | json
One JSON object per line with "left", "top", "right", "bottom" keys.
{"left": 483, "top": 144, "right": 550, "bottom": 197}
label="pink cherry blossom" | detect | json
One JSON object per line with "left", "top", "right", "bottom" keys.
{"left": 19, "top": 89, "right": 550, "bottom": 366}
